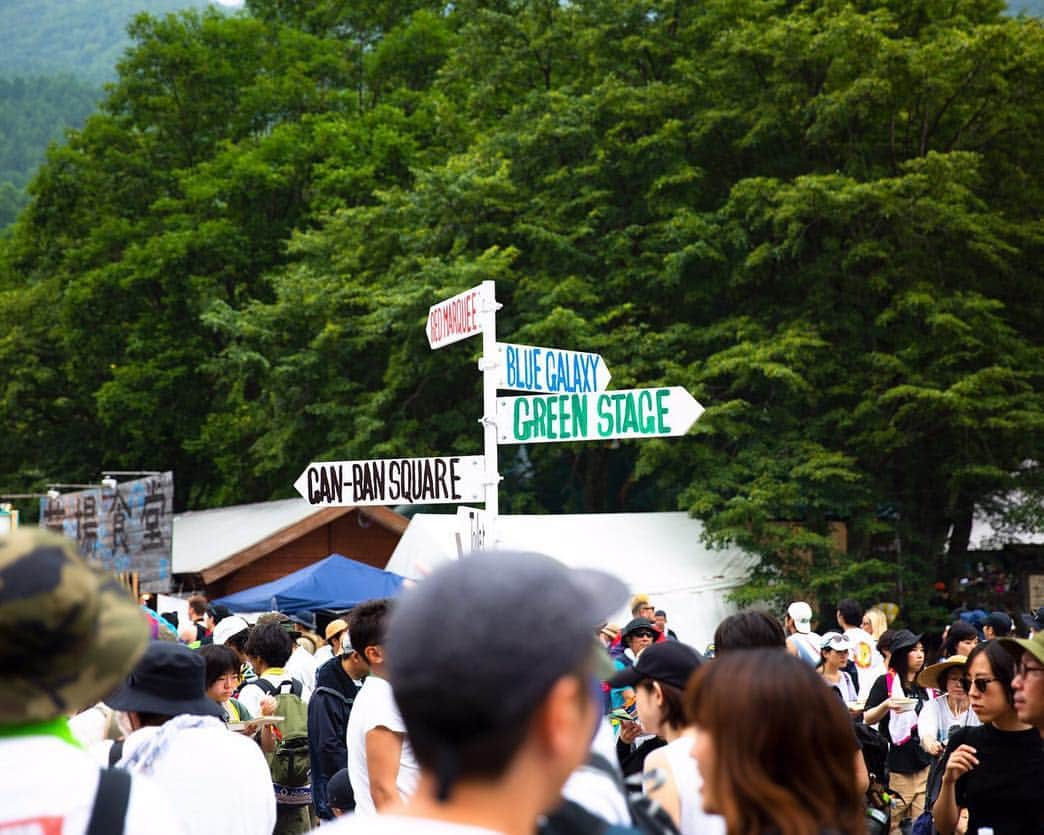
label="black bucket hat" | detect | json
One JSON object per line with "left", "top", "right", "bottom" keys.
{"left": 620, "top": 617, "right": 657, "bottom": 641}
{"left": 889, "top": 629, "right": 923, "bottom": 656}
{"left": 106, "top": 641, "right": 225, "bottom": 719}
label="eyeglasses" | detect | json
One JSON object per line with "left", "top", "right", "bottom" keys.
{"left": 1016, "top": 662, "right": 1044, "bottom": 679}
{"left": 961, "top": 676, "right": 999, "bottom": 694}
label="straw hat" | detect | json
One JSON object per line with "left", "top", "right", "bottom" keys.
{"left": 917, "top": 654, "right": 968, "bottom": 690}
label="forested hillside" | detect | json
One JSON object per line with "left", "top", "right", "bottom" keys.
{"left": 0, "top": 0, "right": 211, "bottom": 83}
{"left": 0, "top": 0, "right": 1041, "bottom": 613}
{"left": 0, "top": 76, "right": 101, "bottom": 228}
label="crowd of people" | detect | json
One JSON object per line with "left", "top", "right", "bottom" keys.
{"left": 2, "top": 526, "right": 1043, "bottom": 835}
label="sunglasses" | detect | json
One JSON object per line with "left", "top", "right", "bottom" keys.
{"left": 961, "top": 676, "right": 999, "bottom": 694}
{"left": 633, "top": 631, "right": 657, "bottom": 640}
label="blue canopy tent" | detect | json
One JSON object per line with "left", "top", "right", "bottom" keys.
{"left": 213, "top": 554, "right": 406, "bottom": 616}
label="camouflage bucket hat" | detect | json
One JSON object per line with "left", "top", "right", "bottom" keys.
{"left": 0, "top": 528, "right": 149, "bottom": 724}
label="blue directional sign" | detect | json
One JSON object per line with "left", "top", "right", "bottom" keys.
{"left": 496, "top": 343, "right": 611, "bottom": 394}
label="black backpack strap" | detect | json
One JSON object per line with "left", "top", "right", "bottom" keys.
{"left": 313, "top": 685, "right": 354, "bottom": 706}
{"left": 253, "top": 678, "right": 277, "bottom": 696}
{"left": 87, "top": 767, "right": 132, "bottom": 835}
{"left": 107, "top": 738, "right": 125, "bottom": 767}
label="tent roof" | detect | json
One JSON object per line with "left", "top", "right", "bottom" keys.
{"left": 213, "top": 554, "right": 406, "bottom": 615}
{"left": 386, "top": 512, "right": 756, "bottom": 650}
{"left": 172, "top": 499, "right": 407, "bottom": 580}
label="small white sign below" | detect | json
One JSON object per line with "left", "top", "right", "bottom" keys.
{"left": 456, "top": 506, "right": 491, "bottom": 555}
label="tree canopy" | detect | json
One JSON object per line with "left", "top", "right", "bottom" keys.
{"left": 0, "top": 0, "right": 1040, "bottom": 620}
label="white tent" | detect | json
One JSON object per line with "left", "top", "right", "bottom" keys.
{"left": 386, "top": 511, "right": 757, "bottom": 652}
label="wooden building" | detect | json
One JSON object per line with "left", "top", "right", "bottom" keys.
{"left": 172, "top": 499, "right": 408, "bottom": 598}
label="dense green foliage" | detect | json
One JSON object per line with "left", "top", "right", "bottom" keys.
{"left": 0, "top": 75, "right": 101, "bottom": 229}
{"left": 0, "top": 0, "right": 211, "bottom": 84}
{"left": 1, "top": 0, "right": 1041, "bottom": 617}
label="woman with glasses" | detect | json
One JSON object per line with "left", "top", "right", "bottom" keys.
{"left": 199, "top": 644, "right": 251, "bottom": 723}
{"left": 862, "top": 629, "right": 931, "bottom": 835}
{"left": 932, "top": 641, "right": 1044, "bottom": 835}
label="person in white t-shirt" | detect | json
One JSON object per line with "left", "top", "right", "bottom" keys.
{"left": 105, "top": 641, "right": 276, "bottom": 835}
{"left": 837, "top": 598, "right": 886, "bottom": 698}
{"left": 345, "top": 598, "right": 420, "bottom": 814}
{"left": 0, "top": 528, "right": 182, "bottom": 835}
{"left": 784, "top": 601, "right": 822, "bottom": 666}
{"left": 325, "top": 550, "right": 629, "bottom": 835}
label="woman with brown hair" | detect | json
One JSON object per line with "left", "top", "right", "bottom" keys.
{"left": 685, "top": 649, "right": 866, "bottom": 835}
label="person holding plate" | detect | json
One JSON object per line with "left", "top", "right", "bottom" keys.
{"left": 863, "top": 629, "right": 931, "bottom": 835}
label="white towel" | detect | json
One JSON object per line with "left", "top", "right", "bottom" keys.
{"left": 888, "top": 674, "right": 917, "bottom": 746}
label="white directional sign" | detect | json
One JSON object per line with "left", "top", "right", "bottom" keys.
{"left": 497, "top": 387, "right": 703, "bottom": 444}
{"left": 496, "top": 343, "right": 611, "bottom": 394}
{"left": 294, "top": 456, "right": 485, "bottom": 506}
{"left": 426, "top": 283, "right": 493, "bottom": 350}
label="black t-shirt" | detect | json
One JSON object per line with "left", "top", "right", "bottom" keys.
{"left": 864, "top": 674, "right": 932, "bottom": 774}
{"left": 944, "top": 723, "right": 1044, "bottom": 835}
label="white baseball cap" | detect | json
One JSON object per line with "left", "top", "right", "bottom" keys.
{"left": 787, "top": 601, "right": 813, "bottom": 634}
{"left": 820, "top": 632, "right": 852, "bottom": 652}
{"left": 212, "top": 615, "right": 250, "bottom": 646}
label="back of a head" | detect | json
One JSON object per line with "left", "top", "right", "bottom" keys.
{"left": 714, "top": 609, "right": 786, "bottom": 654}
{"left": 686, "top": 650, "right": 863, "bottom": 835}
{"left": 386, "top": 550, "right": 627, "bottom": 792}
{"left": 836, "top": 599, "right": 863, "bottom": 628}
{"left": 188, "top": 595, "right": 208, "bottom": 617}
{"left": 348, "top": 598, "right": 393, "bottom": 656}
{"left": 244, "top": 621, "right": 294, "bottom": 668}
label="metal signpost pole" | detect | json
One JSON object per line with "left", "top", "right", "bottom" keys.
{"left": 478, "top": 280, "right": 501, "bottom": 550}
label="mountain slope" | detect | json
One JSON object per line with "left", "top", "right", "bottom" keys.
{"left": 0, "top": 0, "right": 215, "bottom": 84}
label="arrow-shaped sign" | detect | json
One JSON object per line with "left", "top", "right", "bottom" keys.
{"left": 294, "top": 455, "right": 485, "bottom": 506}
{"left": 497, "top": 387, "right": 703, "bottom": 444}
{"left": 425, "top": 283, "right": 494, "bottom": 350}
{"left": 496, "top": 343, "right": 611, "bottom": 394}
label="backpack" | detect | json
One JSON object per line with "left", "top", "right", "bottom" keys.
{"left": 853, "top": 721, "right": 891, "bottom": 835}
{"left": 254, "top": 677, "right": 312, "bottom": 806}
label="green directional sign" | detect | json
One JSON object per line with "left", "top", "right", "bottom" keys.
{"left": 497, "top": 387, "right": 703, "bottom": 444}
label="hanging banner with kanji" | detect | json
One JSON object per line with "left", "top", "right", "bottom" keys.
{"left": 39, "top": 472, "right": 174, "bottom": 592}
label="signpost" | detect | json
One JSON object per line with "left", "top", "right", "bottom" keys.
{"left": 294, "top": 456, "right": 485, "bottom": 507}
{"left": 294, "top": 279, "right": 705, "bottom": 555}
{"left": 496, "top": 387, "right": 703, "bottom": 444}
{"left": 495, "top": 343, "right": 611, "bottom": 394}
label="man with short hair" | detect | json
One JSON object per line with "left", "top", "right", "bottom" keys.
{"left": 1000, "top": 631, "right": 1044, "bottom": 736}
{"left": 345, "top": 598, "right": 419, "bottom": 814}
{"left": 325, "top": 551, "right": 627, "bottom": 834}
{"left": 653, "top": 609, "right": 678, "bottom": 641}
{"left": 784, "top": 601, "right": 821, "bottom": 666}
{"left": 187, "top": 594, "right": 209, "bottom": 642}
{"left": 310, "top": 633, "right": 369, "bottom": 821}
{"left": 983, "top": 611, "right": 1013, "bottom": 640}
{"left": 837, "top": 598, "right": 885, "bottom": 698}
{"left": 629, "top": 593, "right": 656, "bottom": 620}
{"left": 0, "top": 529, "right": 181, "bottom": 834}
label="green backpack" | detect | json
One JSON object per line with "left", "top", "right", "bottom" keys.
{"left": 255, "top": 678, "right": 311, "bottom": 806}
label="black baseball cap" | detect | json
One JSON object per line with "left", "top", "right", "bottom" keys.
{"left": 608, "top": 640, "right": 703, "bottom": 690}
{"left": 984, "top": 612, "right": 1013, "bottom": 635}
{"left": 387, "top": 551, "right": 628, "bottom": 739}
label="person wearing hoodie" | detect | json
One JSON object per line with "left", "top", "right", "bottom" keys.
{"left": 308, "top": 633, "right": 370, "bottom": 821}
